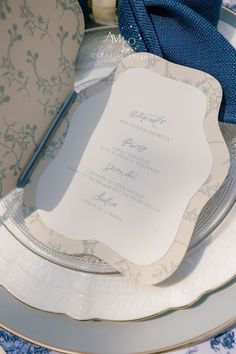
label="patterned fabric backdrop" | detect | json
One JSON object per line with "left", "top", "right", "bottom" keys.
{"left": 0, "top": 0, "right": 235, "bottom": 353}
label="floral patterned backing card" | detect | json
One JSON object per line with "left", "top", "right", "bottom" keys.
{"left": 20, "top": 53, "right": 230, "bottom": 285}
{"left": 0, "top": 0, "right": 85, "bottom": 199}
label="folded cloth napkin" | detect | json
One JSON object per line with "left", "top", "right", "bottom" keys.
{"left": 79, "top": 0, "right": 91, "bottom": 24}
{"left": 118, "top": 0, "right": 236, "bottom": 124}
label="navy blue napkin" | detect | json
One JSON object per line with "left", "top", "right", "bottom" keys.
{"left": 118, "top": 0, "right": 236, "bottom": 123}
{"left": 79, "top": 0, "right": 91, "bottom": 25}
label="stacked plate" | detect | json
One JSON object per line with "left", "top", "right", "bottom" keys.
{"left": 0, "top": 7, "right": 235, "bottom": 354}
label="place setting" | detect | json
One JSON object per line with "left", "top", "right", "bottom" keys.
{"left": 0, "top": 1, "right": 235, "bottom": 353}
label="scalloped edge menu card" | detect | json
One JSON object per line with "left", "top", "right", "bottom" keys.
{"left": 23, "top": 53, "right": 229, "bottom": 284}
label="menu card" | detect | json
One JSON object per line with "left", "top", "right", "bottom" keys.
{"left": 24, "top": 54, "right": 229, "bottom": 284}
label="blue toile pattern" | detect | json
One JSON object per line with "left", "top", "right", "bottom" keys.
{"left": 1, "top": 23, "right": 30, "bottom": 97}
{"left": 19, "top": 0, "right": 53, "bottom": 41}
{"left": 210, "top": 331, "right": 235, "bottom": 352}
{"left": 0, "top": 328, "right": 49, "bottom": 353}
{"left": 0, "top": 0, "right": 11, "bottom": 20}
